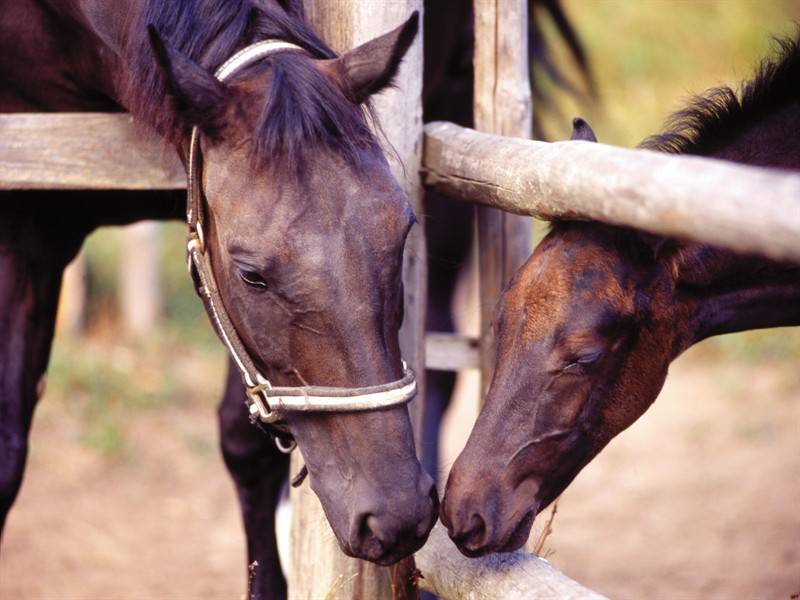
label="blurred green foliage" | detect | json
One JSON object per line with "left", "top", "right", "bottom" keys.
{"left": 537, "top": 0, "right": 799, "bottom": 146}
{"left": 45, "top": 325, "right": 225, "bottom": 457}
{"left": 46, "top": 223, "right": 225, "bottom": 457}
{"left": 81, "top": 222, "right": 219, "bottom": 343}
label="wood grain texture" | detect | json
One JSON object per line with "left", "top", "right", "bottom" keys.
{"left": 425, "top": 333, "right": 480, "bottom": 371}
{"left": 415, "top": 523, "right": 607, "bottom": 600}
{"left": 473, "top": 0, "right": 533, "bottom": 392}
{"left": 0, "top": 113, "right": 184, "bottom": 190}
{"left": 289, "top": 3, "right": 424, "bottom": 599}
{"left": 119, "top": 222, "right": 161, "bottom": 335}
{"left": 56, "top": 254, "right": 86, "bottom": 334}
{"left": 424, "top": 122, "right": 800, "bottom": 264}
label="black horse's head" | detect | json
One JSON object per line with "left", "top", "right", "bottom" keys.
{"left": 148, "top": 12, "right": 436, "bottom": 564}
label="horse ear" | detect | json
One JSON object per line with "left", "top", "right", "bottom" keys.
{"left": 326, "top": 11, "right": 419, "bottom": 103}
{"left": 570, "top": 117, "right": 598, "bottom": 142}
{"left": 148, "top": 26, "right": 229, "bottom": 135}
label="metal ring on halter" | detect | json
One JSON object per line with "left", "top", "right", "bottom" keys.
{"left": 274, "top": 435, "right": 297, "bottom": 454}
{"left": 187, "top": 222, "right": 206, "bottom": 255}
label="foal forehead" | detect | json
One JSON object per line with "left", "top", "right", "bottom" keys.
{"left": 503, "top": 228, "right": 634, "bottom": 342}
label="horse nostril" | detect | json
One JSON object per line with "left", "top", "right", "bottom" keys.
{"left": 417, "top": 484, "right": 440, "bottom": 538}
{"left": 353, "top": 513, "right": 385, "bottom": 558}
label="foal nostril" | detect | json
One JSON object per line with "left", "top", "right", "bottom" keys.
{"left": 454, "top": 512, "right": 489, "bottom": 551}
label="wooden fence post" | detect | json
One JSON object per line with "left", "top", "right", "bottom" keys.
{"left": 288, "top": 2, "right": 425, "bottom": 598}
{"left": 119, "top": 221, "right": 161, "bottom": 335}
{"left": 56, "top": 253, "right": 87, "bottom": 334}
{"left": 473, "top": 0, "right": 533, "bottom": 392}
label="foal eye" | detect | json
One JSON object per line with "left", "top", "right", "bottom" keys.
{"left": 239, "top": 270, "right": 267, "bottom": 289}
{"left": 562, "top": 351, "right": 603, "bottom": 373}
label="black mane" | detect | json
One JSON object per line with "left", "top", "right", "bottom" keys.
{"left": 640, "top": 34, "right": 800, "bottom": 156}
{"left": 122, "top": 0, "right": 380, "bottom": 170}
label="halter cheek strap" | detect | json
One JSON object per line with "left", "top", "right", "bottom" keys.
{"left": 185, "top": 40, "right": 417, "bottom": 448}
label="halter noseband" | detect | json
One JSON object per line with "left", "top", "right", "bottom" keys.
{"left": 185, "top": 40, "right": 417, "bottom": 451}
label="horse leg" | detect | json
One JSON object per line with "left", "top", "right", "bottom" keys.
{"left": 218, "top": 359, "right": 289, "bottom": 600}
{"left": 0, "top": 202, "right": 83, "bottom": 541}
{"left": 422, "top": 194, "right": 473, "bottom": 487}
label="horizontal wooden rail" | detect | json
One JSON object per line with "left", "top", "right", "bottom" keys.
{"left": 423, "top": 121, "right": 800, "bottom": 264}
{"left": 0, "top": 113, "right": 183, "bottom": 190}
{"left": 415, "top": 523, "right": 606, "bottom": 600}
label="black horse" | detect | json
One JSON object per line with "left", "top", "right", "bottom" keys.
{"left": 0, "top": 1, "right": 438, "bottom": 597}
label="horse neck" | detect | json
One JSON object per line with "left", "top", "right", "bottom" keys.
{"left": 679, "top": 101, "right": 800, "bottom": 345}
{"left": 75, "top": 0, "right": 142, "bottom": 55}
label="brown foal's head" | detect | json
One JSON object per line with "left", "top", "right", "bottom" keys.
{"left": 442, "top": 120, "right": 692, "bottom": 557}
{"left": 151, "top": 13, "right": 436, "bottom": 564}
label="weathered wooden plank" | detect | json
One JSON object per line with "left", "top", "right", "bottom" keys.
{"left": 425, "top": 332, "right": 480, "bottom": 371}
{"left": 415, "top": 523, "right": 607, "bottom": 600}
{"left": 0, "top": 113, "right": 184, "bottom": 190}
{"left": 56, "top": 254, "right": 86, "bottom": 334}
{"left": 423, "top": 121, "right": 800, "bottom": 264}
{"left": 473, "top": 0, "right": 533, "bottom": 393}
{"left": 289, "top": 3, "right": 424, "bottom": 599}
{"left": 120, "top": 221, "right": 161, "bottom": 335}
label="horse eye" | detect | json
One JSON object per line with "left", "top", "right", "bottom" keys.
{"left": 239, "top": 270, "right": 267, "bottom": 289}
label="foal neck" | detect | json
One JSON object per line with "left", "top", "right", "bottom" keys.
{"left": 678, "top": 89, "right": 800, "bottom": 345}
{"left": 677, "top": 246, "right": 800, "bottom": 344}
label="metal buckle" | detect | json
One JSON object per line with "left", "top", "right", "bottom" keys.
{"left": 246, "top": 380, "right": 280, "bottom": 424}
{"left": 187, "top": 223, "right": 206, "bottom": 255}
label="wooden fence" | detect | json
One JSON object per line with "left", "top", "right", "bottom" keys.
{"left": 3, "top": 1, "right": 799, "bottom": 598}
{"left": 423, "top": 121, "right": 800, "bottom": 264}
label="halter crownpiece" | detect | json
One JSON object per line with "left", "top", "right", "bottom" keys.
{"left": 185, "top": 40, "right": 417, "bottom": 448}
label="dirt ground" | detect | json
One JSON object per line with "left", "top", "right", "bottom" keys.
{"left": 1, "top": 345, "right": 798, "bottom": 599}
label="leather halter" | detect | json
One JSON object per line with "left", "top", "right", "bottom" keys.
{"left": 185, "top": 40, "right": 417, "bottom": 448}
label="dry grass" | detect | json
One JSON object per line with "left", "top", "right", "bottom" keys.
{"left": 530, "top": 499, "right": 559, "bottom": 559}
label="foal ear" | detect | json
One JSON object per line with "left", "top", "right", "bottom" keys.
{"left": 148, "top": 26, "right": 229, "bottom": 136}
{"left": 326, "top": 11, "right": 419, "bottom": 103}
{"left": 570, "top": 117, "right": 598, "bottom": 142}
{"left": 638, "top": 231, "right": 677, "bottom": 263}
